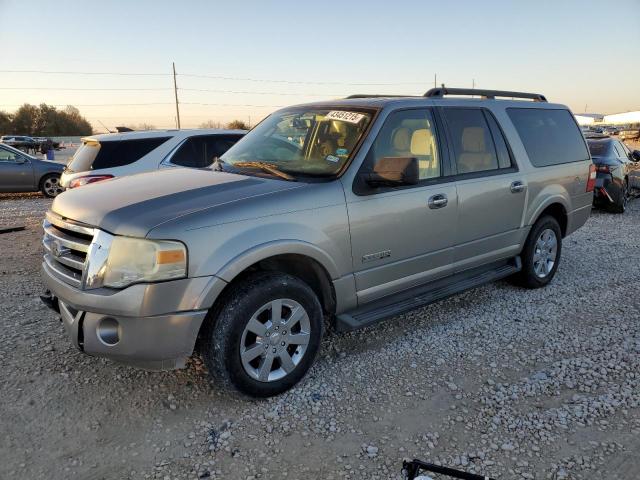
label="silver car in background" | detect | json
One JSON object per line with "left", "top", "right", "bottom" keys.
{"left": 41, "top": 88, "right": 594, "bottom": 397}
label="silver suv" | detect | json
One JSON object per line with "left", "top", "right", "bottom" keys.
{"left": 41, "top": 88, "right": 595, "bottom": 397}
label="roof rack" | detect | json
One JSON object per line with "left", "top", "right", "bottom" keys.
{"left": 424, "top": 87, "right": 547, "bottom": 102}
{"left": 345, "top": 94, "right": 420, "bottom": 99}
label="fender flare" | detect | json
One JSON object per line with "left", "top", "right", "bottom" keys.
{"left": 215, "top": 239, "right": 340, "bottom": 283}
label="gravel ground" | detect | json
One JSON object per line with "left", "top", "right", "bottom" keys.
{"left": 1, "top": 191, "right": 639, "bottom": 480}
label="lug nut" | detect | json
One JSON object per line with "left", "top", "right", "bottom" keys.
{"left": 282, "top": 330, "right": 287, "bottom": 335}
{"left": 266, "top": 332, "right": 270, "bottom": 337}
{"left": 281, "top": 341, "right": 285, "bottom": 346}
{"left": 272, "top": 348, "right": 277, "bottom": 353}
{"left": 275, "top": 326, "right": 279, "bottom": 330}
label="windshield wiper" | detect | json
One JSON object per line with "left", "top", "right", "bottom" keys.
{"left": 231, "top": 161, "right": 296, "bottom": 181}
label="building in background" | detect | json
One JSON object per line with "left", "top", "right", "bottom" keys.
{"left": 574, "top": 113, "right": 604, "bottom": 126}
{"left": 602, "top": 111, "right": 640, "bottom": 125}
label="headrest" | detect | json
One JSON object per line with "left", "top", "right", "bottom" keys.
{"left": 462, "top": 127, "right": 486, "bottom": 153}
{"left": 392, "top": 127, "right": 411, "bottom": 151}
{"left": 411, "top": 129, "right": 432, "bottom": 156}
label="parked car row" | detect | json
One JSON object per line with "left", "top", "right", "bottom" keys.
{"left": 40, "top": 87, "right": 599, "bottom": 397}
{"left": 0, "top": 135, "right": 61, "bottom": 152}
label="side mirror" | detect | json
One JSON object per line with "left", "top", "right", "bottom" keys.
{"left": 363, "top": 156, "right": 419, "bottom": 187}
{"left": 632, "top": 150, "right": 640, "bottom": 162}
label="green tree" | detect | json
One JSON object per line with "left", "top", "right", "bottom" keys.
{"left": 226, "top": 119, "right": 250, "bottom": 130}
{"left": 11, "top": 104, "right": 39, "bottom": 135}
{"left": 8, "top": 103, "right": 92, "bottom": 136}
{"left": 0, "top": 111, "right": 12, "bottom": 134}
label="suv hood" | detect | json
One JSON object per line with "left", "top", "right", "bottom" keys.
{"left": 52, "top": 168, "right": 301, "bottom": 237}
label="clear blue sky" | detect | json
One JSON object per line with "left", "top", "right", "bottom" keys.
{"left": 1, "top": 0, "right": 639, "bottom": 130}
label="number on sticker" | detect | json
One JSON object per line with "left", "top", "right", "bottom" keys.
{"left": 325, "top": 111, "right": 366, "bottom": 124}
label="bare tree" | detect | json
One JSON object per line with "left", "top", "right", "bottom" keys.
{"left": 226, "top": 119, "right": 250, "bottom": 130}
{"left": 199, "top": 120, "right": 224, "bottom": 129}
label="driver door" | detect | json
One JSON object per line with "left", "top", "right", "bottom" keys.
{"left": 0, "top": 146, "right": 35, "bottom": 191}
{"left": 344, "top": 108, "right": 457, "bottom": 304}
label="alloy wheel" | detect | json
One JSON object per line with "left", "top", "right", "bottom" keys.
{"left": 44, "top": 176, "right": 63, "bottom": 197}
{"left": 239, "top": 299, "right": 311, "bottom": 382}
{"left": 533, "top": 228, "right": 558, "bottom": 278}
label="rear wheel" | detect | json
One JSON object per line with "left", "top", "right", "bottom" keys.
{"left": 512, "top": 215, "right": 562, "bottom": 289}
{"left": 610, "top": 179, "right": 628, "bottom": 214}
{"left": 40, "top": 174, "right": 63, "bottom": 198}
{"left": 201, "top": 272, "right": 323, "bottom": 397}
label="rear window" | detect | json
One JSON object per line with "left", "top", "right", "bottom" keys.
{"left": 587, "top": 140, "right": 611, "bottom": 157}
{"left": 67, "top": 137, "right": 170, "bottom": 172}
{"left": 507, "top": 108, "right": 590, "bottom": 167}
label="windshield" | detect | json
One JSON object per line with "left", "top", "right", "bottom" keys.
{"left": 221, "top": 108, "right": 374, "bottom": 177}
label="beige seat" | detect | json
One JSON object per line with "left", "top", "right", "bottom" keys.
{"left": 410, "top": 129, "right": 439, "bottom": 179}
{"left": 390, "top": 127, "right": 412, "bottom": 156}
{"left": 457, "top": 127, "right": 497, "bottom": 173}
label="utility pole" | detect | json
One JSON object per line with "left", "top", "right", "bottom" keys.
{"left": 434, "top": 73, "right": 437, "bottom": 88}
{"left": 472, "top": 78, "right": 475, "bottom": 89}
{"left": 172, "top": 62, "right": 181, "bottom": 129}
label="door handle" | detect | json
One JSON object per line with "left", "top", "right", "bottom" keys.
{"left": 428, "top": 194, "right": 448, "bottom": 209}
{"left": 510, "top": 181, "right": 526, "bottom": 193}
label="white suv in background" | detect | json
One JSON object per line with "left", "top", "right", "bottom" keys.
{"left": 60, "top": 129, "right": 246, "bottom": 188}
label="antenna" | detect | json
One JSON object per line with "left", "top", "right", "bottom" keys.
{"left": 97, "top": 119, "right": 113, "bottom": 133}
{"left": 173, "top": 62, "right": 181, "bottom": 129}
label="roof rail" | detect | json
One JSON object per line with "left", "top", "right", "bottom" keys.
{"left": 345, "top": 94, "right": 421, "bottom": 99}
{"left": 424, "top": 87, "right": 547, "bottom": 102}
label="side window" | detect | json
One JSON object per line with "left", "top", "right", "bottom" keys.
{"left": 443, "top": 108, "right": 499, "bottom": 174}
{"left": 0, "top": 147, "right": 20, "bottom": 162}
{"left": 484, "top": 111, "right": 514, "bottom": 169}
{"left": 364, "top": 109, "right": 440, "bottom": 181}
{"left": 614, "top": 142, "right": 629, "bottom": 162}
{"left": 92, "top": 137, "right": 170, "bottom": 169}
{"left": 507, "top": 108, "right": 590, "bottom": 167}
{"left": 171, "top": 137, "right": 207, "bottom": 168}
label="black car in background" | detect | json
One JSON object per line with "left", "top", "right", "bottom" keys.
{"left": 587, "top": 137, "right": 640, "bottom": 213}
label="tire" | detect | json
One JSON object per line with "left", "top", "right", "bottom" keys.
{"left": 201, "top": 272, "right": 324, "bottom": 397}
{"left": 40, "top": 174, "right": 63, "bottom": 198}
{"left": 610, "top": 179, "right": 628, "bottom": 214}
{"left": 512, "top": 215, "right": 562, "bottom": 289}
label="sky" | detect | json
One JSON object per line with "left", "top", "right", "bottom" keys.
{"left": 1, "top": 0, "right": 639, "bottom": 131}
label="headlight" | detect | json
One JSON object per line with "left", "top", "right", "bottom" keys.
{"left": 102, "top": 237, "right": 187, "bottom": 288}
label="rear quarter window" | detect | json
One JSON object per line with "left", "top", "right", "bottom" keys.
{"left": 507, "top": 108, "right": 590, "bottom": 167}
{"left": 92, "top": 137, "right": 171, "bottom": 170}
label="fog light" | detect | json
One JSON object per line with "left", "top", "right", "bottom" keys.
{"left": 97, "top": 317, "right": 120, "bottom": 346}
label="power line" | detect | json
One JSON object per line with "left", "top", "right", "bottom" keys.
{"left": 0, "top": 69, "right": 427, "bottom": 86}
{"left": 180, "top": 88, "right": 344, "bottom": 97}
{"left": 0, "top": 87, "right": 170, "bottom": 91}
{"left": 0, "top": 69, "right": 169, "bottom": 76}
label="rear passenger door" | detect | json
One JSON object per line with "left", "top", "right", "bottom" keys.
{"left": 440, "top": 107, "right": 526, "bottom": 272}
{"left": 346, "top": 108, "right": 458, "bottom": 304}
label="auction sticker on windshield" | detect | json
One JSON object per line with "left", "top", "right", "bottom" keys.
{"left": 325, "top": 111, "right": 366, "bottom": 124}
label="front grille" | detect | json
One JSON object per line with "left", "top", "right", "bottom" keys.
{"left": 43, "top": 211, "right": 96, "bottom": 288}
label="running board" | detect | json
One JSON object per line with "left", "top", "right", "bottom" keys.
{"left": 336, "top": 257, "right": 521, "bottom": 332}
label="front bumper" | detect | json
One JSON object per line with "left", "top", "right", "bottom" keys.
{"left": 42, "top": 261, "right": 225, "bottom": 370}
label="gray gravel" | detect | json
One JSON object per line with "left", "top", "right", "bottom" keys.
{"left": 1, "top": 191, "right": 639, "bottom": 479}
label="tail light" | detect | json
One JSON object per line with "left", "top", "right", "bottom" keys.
{"left": 586, "top": 164, "right": 596, "bottom": 192}
{"left": 68, "top": 174, "right": 114, "bottom": 189}
{"left": 595, "top": 165, "right": 610, "bottom": 173}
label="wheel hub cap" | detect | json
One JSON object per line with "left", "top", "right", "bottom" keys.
{"left": 533, "top": 228, "right": 558, "bottom": 279}
{"left": 239, "top": 298, "right": 311, "bottom": 383}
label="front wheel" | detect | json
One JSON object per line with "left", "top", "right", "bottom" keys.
{"left": 512, "top": 215, "right": 562, "bottom": 289}
{"left": 201, "top": 272, "right": 323, "bottom": 397}
{"left": 40, "top": 174, "right": 63, "bottom": 198}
